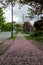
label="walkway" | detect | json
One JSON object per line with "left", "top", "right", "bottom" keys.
{"left": 0, "top": 32, "right": 43, "bottom": 65}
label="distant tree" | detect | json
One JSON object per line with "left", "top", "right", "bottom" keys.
{"left": 2, "top": 22, "right": 12, "bottom": 31}
{"left": 0, "top": 7, "right": 5, "bottom": 30}
{"left": 14, "top": 24, "right": 22, "bottom": 31}
{"left": 23, "top": 22, "right": 33, "bottom": 33}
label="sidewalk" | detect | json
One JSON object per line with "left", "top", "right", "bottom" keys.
{"left": 0, "top": 32, "right": 43, "bottom": 65}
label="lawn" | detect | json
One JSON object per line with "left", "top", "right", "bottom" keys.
{"left": 25, "top": 36, "right": 43, "bottom": 42}
{"left": 21, "top": 31, "right": 43, "bottom": 42}
{"left": 21, "top": 31, "right": 43, "bottom": 51}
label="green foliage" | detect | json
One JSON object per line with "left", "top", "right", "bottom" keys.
{"left": 30, "top": 32, "right": 42, "bottom": 37}
{"left": 2, "top": 23, "right": 23, "bottom": 32}
{"left": 34, "top": 20, "right": 43, "bottom": 35}
{"left": 33, "top": 19, "right": 43, "bottom": 37}
{"left": 2, "top": 22, "right": 12, "bottom": 31}
{"left": 34, "top": 20, "right": 43, "bottom": 30}
{"left": 0, "top": 7, "right": 5, "bottom": 30}
{"left": 14, "top": 23, "right": 23, "bottom": 31}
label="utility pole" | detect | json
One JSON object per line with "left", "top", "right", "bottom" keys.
{"left": 22, "top": 14, "right": 24, "bottom": 22}
{"left": 11, "top": 3, "right": 13, "bottom": 38}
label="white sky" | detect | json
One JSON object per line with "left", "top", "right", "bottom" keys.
{"left": 0, "top": 3, "right": 43, "bottom": 25}
{"left": 3, "top": 3, "right": 28, "bottom": 24}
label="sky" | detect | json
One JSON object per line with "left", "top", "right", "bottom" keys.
{"left": 0, "top": 2, "right": 43, "bottom": 25}
{"left": 3, "top": 3, "right": 29, "bottom": 24}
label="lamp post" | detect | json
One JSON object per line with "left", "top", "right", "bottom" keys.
{"left": 23, "top": 14, "right": 24, "bottom": 22}
{"left": 11, "top": 3, "right": 13, "bottom": 38}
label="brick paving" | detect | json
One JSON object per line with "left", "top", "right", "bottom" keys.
{"left": 0, "top": 33, "right": 43, "bottom": 65}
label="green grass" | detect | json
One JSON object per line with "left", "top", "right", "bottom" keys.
{"left": 21, "top": 31, "right": 43, "bottom": 42}
{"left": 25, "top": 36, "right": 43, "bottom": 42}
{"left": 21, "top": 31, "right": 43, "bottom": 51}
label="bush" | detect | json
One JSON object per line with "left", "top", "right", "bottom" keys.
{"left": 30, "top": 32, "right": 39, "bottom": 37}
{"left": 30, "top": 31, "right": 43, "bottom": 37}
{"left": 2, "top": 22, "right": 12, "bottom": 31}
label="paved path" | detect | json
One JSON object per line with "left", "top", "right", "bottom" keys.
{"left": 0, "top": 33, "right": 43, "bottom": 65}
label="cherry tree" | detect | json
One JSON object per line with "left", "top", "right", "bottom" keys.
{"left": 26, "top": 2, "right": 42, "bottom": 20}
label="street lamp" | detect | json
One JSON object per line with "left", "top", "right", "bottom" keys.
{"left": 11, "top": 3, "right": 13, "bottom": 38}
